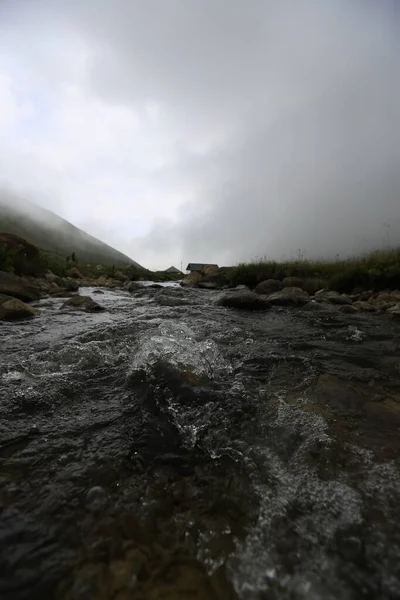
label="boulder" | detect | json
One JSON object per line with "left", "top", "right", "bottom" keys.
{"left": 282, "top": 276, "right": 305, "bottom": 289}
{"left": 301, "top": 278, "right": 327, "bottom": 294}
{"left": 281, "top": 278, "right": 326, "bottom": 294}
{"left": 353, "top": 301, "right": 376, "bottom": 312}
{"left": 387, "top": 303, "right": 400, "bottom": 318}
{"left": 267, "top": 287, "right": 309, "bottom": 306}
{"left": 0, "top": 293, "right": 14, "bottom": 305}
{"left": 92, "top": 289, "right": 105, "bottom": 295}
{"left": 68, "top": 267, "right": 84, "bottom": 279}
{"left": 390, "top": 291, "right": 400, "bottom": 302}
{"left": 0, "top": 298, "right": 38, "bottom": 320}
{"left": 61, "top": 295, "right": 105, "bottom": 312}
{"left": 96, "top": 276, "right": 108, "bottom": 286}
{"left": 359, "top": 290, "right": 374, "bottom": 302}
{"left": 339, "top": 305, "right": 360, "bottom": 314}
{"left": 126, "top": 282, "right": 140, "bottom": 293}
{"left": 181, "top": 272, "right": 203, "bottom": 287}
{"left": 217, "top": 291, "right": 270, "bottom": 311}
{"left": 198, "top": 271, "right": 229, "bottom": 290}
{"left": 45, "top": 273, "right": 63, "bottom": 286}
{"left": 0, "top": 271, "right": 41, "bottom": 302}
{"left": 374, "top": 301, "right": 394, "bottom": 313}
{"left": 63, "top": 277, "right": 79, "bottom": 292}
{"left": 314, "top": 290, "right": 352, "bottom": 305}
{"left": 202, "top": 265, "right": 218, "bottom": 276}
{"left": 255, "top": 279, "right": 283, "bottom": 295}
{"left": 302, "top": 301, "right": 326, "bottom": 311}
{"left": 375, "top": 292, "right": 395, "bottom": 304}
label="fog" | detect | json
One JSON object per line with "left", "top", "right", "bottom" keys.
{"left": 0, "top": 0, "right": 399, "bottom": 268}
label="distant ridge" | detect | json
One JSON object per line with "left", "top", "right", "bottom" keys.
{"left": 0, "top": 193, "right": 142, "bottom": 268}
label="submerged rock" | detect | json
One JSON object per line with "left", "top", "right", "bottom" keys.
{"left": 302, "top": 300, "right": 326, "bottom": 311}
{"left": 217, "top": 291, "right": 270, "bottom": 310}
{"left": 85, "top": 486, "right": 109, "bottom": 513}
{"left": 61, "top": 295, "right": 105, "bottom": 312}
{"left": 157, "top": 295, "right": 191, "bottom": 307}
{"left": 0, "top": 298, "right": 38, "bottom": 320}
{"left": 49, "top": 290, "right": 77, "bottom": 298}
{"left": 267, "top": 287, "right": 309, "bottom": 306}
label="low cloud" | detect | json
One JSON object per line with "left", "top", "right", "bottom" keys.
{"left": 1, "top": 0, "right": 399, "bottom": 268}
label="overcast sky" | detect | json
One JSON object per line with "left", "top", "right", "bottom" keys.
{"left": 0, "top": 0, "right": 399, "bottom": 269}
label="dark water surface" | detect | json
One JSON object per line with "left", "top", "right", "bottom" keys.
{"left": 0, "top": 285, "right": 399, "bottom": 599}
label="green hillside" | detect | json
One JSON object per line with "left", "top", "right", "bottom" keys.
{"left": 0, "top": 195, "right": 141, "bottom": 268}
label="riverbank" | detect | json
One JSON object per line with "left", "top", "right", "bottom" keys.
{"left": 227, "top": 247, "right": 400, "bottom": 291}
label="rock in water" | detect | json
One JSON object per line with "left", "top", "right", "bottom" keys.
{"left": 387, "top": 303, "right": 400, "bottom": 318}
{"left": 339, "top": 305, "right": 359, "bottom": 314}
{"left": 255, "top": 279, "right": 283, "bottom": 295}
{"left": 0, "top": 298, "right": 38, "bottom": 320}
{"left": 157, "top": 295, "right": 190, "bottom": 307}
{"left": 198, "top": 271, "right": 229, "bottom": 290}
{"left": 352, "top": 301, "right": 376, "bottom": 312}
{"left": 267, "top": 287, "right": 309, "bottom": 306}
{"left": 61, "top": 295, "right": 105, "bottom": 312}
{"left": 181, "top": 272, "right": 203, "bottom": 287}
{"left": 217, "top": 291, "right": 270, "bottom": 310}
{"left": 59, "top": 277, "right": 80, "bottom": 292}
{"left": 85, "top": 486, "right": 108, "bottom": 513}
{"left": 314, "top": 290, "right": 353, "bottom": 305}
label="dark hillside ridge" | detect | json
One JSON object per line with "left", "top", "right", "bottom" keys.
{"left": 0, "top": 195, "right": 141, "bottom": 268}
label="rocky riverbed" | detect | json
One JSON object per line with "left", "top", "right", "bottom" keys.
{"left": 0, "top": 284, "right": 400, "bottom": 599}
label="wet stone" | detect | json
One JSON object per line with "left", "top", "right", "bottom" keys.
{"left": 338, "top": 535, "right": 363, "bottom": 561}
{"left": 85, "top": 486, "right": 109, "bottom": 513}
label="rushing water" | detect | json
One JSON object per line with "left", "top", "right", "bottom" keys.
{"left": 0, "top": 285, "right": 399, "bottom": 599}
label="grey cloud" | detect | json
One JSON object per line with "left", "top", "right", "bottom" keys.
{"left": 1, "top": 0, "right": 400, "bottom": 267}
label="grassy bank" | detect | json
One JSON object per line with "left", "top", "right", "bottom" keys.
{"left": 0, "top": 245, "right": 182, "bottom": 283}
{"left": 227, "top": 248, "right": 400, "bottom": 292}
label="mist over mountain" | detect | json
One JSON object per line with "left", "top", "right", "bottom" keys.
{"left": 0, "top": 0, "right": 399, "bottom": 268}
{"left": 0, "top": 191, "right": 141, "bottom": 267}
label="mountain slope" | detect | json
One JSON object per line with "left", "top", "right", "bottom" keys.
{"left": 0, "top": 194, "right": 141, "bottom": 268}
